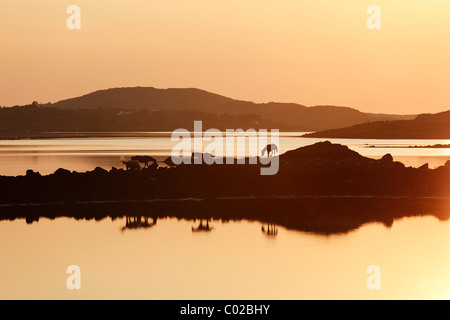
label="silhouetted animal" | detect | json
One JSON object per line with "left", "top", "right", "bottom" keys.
{"left": 261, "top": 144, "right": 278, "bottom": 157}
{"left": 131, "top": 156, "right": 157, "bottom": 168}
{"left": 145, "top": 161, "right": 159, "bottom": 171}
{"left": 163, "top": 156, "right": 178, "bottom": 167}
{"left": 121, "top": 156, "right": 141, "bottom": 173}
{"left": 261, "top": 223, "right": 278, "bottom": 236}
{"left": 192, "top": 219, "right": 214, "bottom": 232}
{"left": 121, "top": 216, "right": 157, "bottom": 232}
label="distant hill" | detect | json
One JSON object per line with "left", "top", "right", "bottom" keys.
{"left": 0, "top": 87, "right": 416, "bottom": 137}
{"left": 49, "top": 87, "right": 413, "bottom": 131}
{"left": 52, "top": 87, "right": 235, "bottom": 112}
{"left": 304, "top": 110, "right": 450, "bottom": 139}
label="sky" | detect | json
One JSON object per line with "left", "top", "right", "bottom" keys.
{"left": 1, "top": 0, "right": 450, "bottom": 114}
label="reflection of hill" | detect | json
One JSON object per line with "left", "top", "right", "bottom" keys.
{"left": 0, "top": 197, "right": 448, "bottom": 235}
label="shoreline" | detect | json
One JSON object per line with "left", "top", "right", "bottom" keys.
{"left": 2, "top": 194, "right": 450, "bottom": 208}
{"left": 1, "top": 141, "right": 449, "bottom": 202}
{"left": 1, "top": 197, "right": 449, "bottom": 235}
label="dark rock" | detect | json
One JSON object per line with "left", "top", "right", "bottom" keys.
{"left": 393, "top": 161, "right": 406, "bottom": 169}
{"left": 30, "top": 101, "right": 40, "bottom": 108}
{"left": 25, "top": 216, "right": 39, "bottom": 224}
{"left": 445, "top": 160, "right": 450, "bottom": 168}
{"left": 418, "top": 163, "right": 429, "bottom": 170}
{"left": 26, "top": 169, "right": 41, "bottom": 178}
{"left": 380, "top": 154, "right": 393, "bottom": 162}
{"left": 54, "top": 168, "right": 71, "bottom": 176}
{"left": 280, "top": 141, "right": 369, "bottom": 168}
{"left": 93, "top": 167, "right": 108, "bottom": 175}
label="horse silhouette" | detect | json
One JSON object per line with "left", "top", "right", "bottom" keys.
{"left": 121, "top": 156, "right": 141, "bottom": 173}
{"left": 192, "top": 219, "right": 214, "bottom": 232}
{"left": 163, "top": 156, "right": 179, "bottom": 167}
{"left": 261, "top": 144, "right": 278, "bottom": 157}
{"left": 131, "top": 156, "right": 157, "bottom": 168}
{"left": 261, "top": 223, "right": 278, "bottom": 236}
{"left": 121, "top": 216, "right": 157, "bottom": 232}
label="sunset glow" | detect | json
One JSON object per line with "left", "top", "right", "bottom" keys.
{"left": 1, "top": 0, "right": 449, "bottom": 304}
{"left": 1, "top": 1, "right": 450, "bottom": 113}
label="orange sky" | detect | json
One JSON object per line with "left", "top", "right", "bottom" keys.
{"left": 1, "top": 0, "right": 450, "bottom": 114}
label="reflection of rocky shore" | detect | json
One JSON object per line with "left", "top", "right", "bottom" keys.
{"left": 0, "top": 197, "right": 449, "bottom": 235}
{"left": 0, "top": 141, "right": 449, "bottom": 233}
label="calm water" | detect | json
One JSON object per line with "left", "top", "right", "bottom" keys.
{"left": 0, "top": 132, "right": 449, "bottom": 299}
{"left": 0, "top": 215, "right": 449, "bottom": 299}
{"left": 0, "top": 132, "right": 449, "bottom": 176}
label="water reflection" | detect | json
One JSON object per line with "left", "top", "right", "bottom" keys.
{"left": 261, "top": 223, "right": 278, "bottom": 236}
{"left": 1, "top": 133, "right": 450, "bottom": 176}
{"left": 192, "top": 219, "right": 214, "bottom": 232}
{"left": 121, "top": 216, "right": 157, "bottom": 232}
{"left": 0, "top": 200, "right": 449, "bottom": 299}
{"left": 1, "top": 197, "right": 449, "bottom": 235}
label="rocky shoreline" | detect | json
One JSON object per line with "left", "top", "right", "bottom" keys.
{"left": 1, "top": 141, "right": 449, "bottom": 204}
{"left": 0, "top": 141, "right": 449, "bottom": 231}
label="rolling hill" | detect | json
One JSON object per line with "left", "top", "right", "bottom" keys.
{"left": 49, "top": 87, "right": 413, "bottom": 131}
{"left": 0, "top": 87, "right": 416, "bottom": 137}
